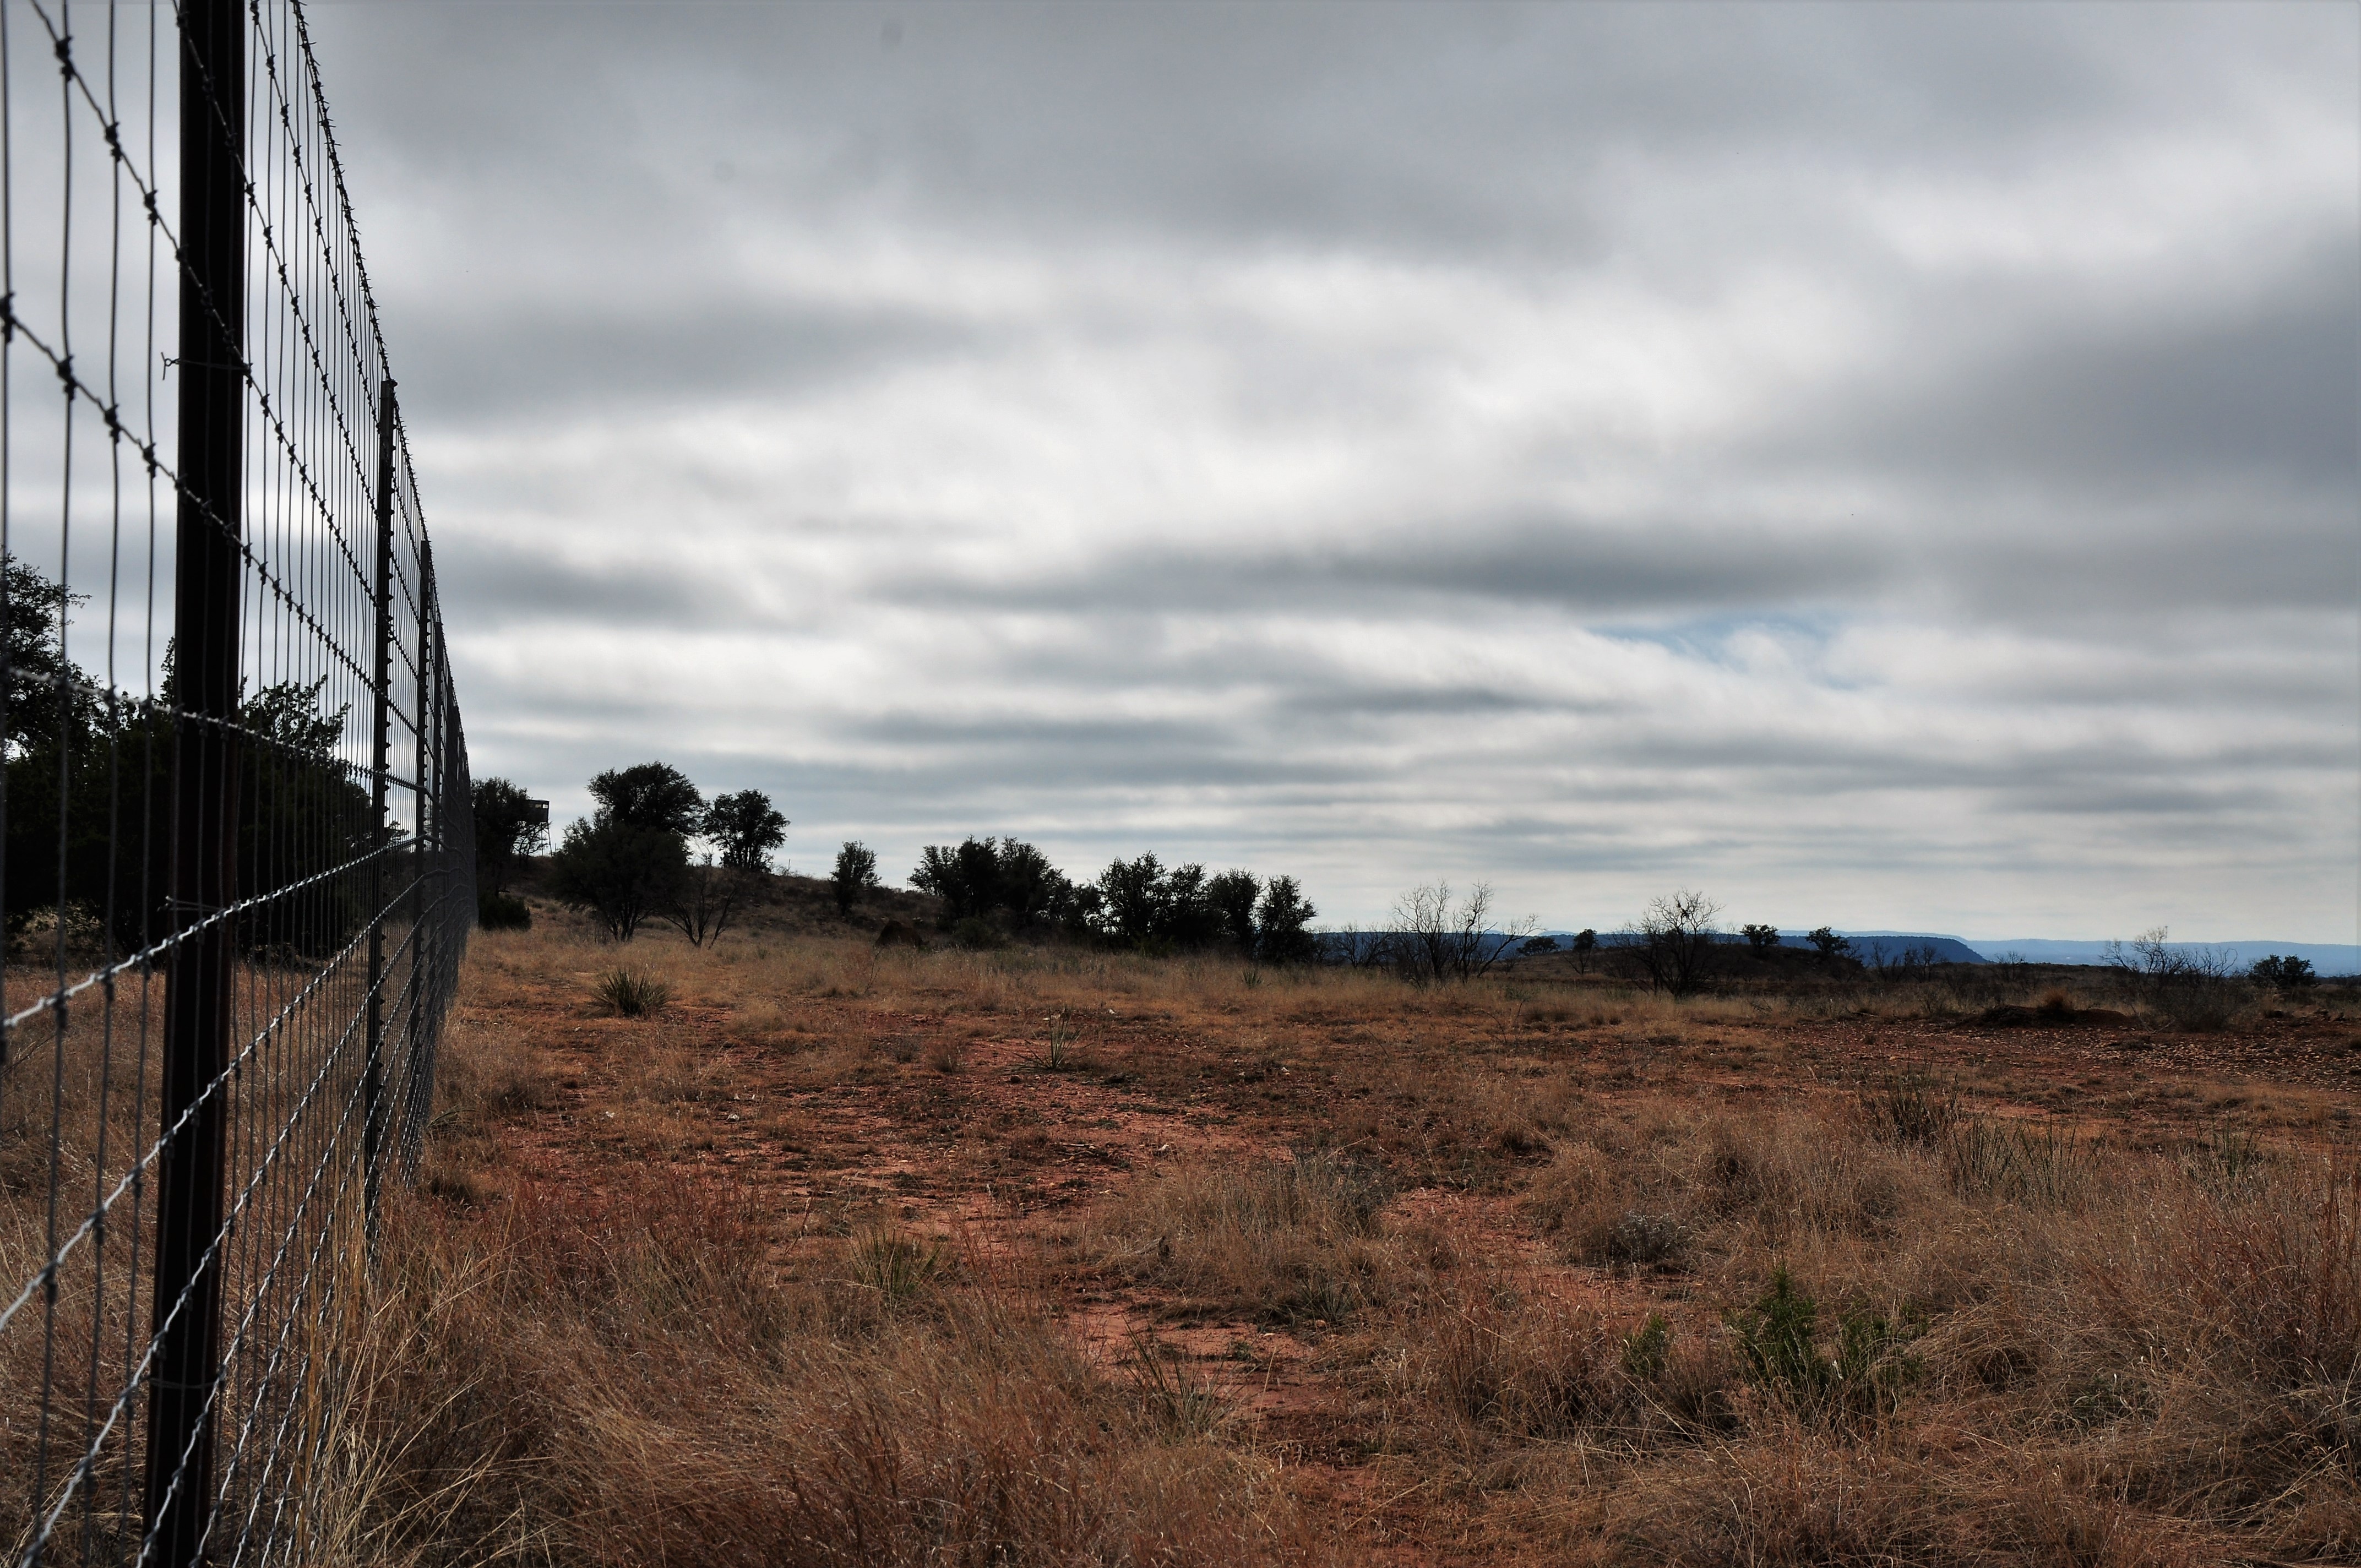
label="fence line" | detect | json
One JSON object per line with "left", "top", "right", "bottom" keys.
{"left": 0, "top": 3, "right": 474, "bottom": 1565}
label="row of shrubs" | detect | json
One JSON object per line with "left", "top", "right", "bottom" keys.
{"left": 900, "top": 837, "right": 1319, "bottom": 961}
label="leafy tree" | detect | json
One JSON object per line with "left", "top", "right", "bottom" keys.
{"left": 1742, "top": 923, "right": 1781, "bottom": 954}
{"left": 1093, "top": 853, "right": 1166, "bottom": 946}
{"left": 234, "top": 674, "right": 372, "bottom": 957}
{"left": 1, "top": 586, "right": 366, "bottom": 961}
{"left": 991, "top": 839, "right": 1070, "bottom": 926}
{"left": 2251, "top": 954, "right": 2318, "bottom": 992}
{"left": 589, "top": 761, "right": 703, "bottom": 837}
{"left": 1807, "top": 926, "right": 1852, "bottom": 959}
{"left": 551, "top": 761, "right": 702, "bottom": 941}
{"left": 1520, "top": 935, "right": 1560, "bottom": 956}
{"left": 471, "top": 776, "right": 547, "bottom": 897}
{"left": 909, "top": 835, "right": 1076, "bottom": 929}
{"left": 704, "top": 788, "right": 787, "bottom": 873}
{"left": 548, "top": 817, "right": 684, "bottom": 941}
{"left": 3, "top": 556, "right": 81, "bottom": 745}
{"left": 911, "top": 838, "right": 1001, "bottom": 921}
{"left": 831, "top": 841, "right": 880, "bottom": 917}
{"left": 1207, "top": 869, "right": 1261, "bottom": 952}
{"left": 1158, "top": 862, "right": 1223, "bottom": 948}
{"left": 1253, "top": 875, "right": 1319, "bottom": 964}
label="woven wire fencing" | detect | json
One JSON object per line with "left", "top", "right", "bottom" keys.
{"left": 0, "top": 3, "right": 474, "bottom": 1564}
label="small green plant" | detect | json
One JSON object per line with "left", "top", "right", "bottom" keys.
{"left": 1241, "top": 966, "right": 1264, "bottom": 989}
{"left": 1033, "top": 1016, "right": 1094, "bottom": 1072}
{"left": 851, "top": 1227, "right": 950, "bottom": 1303}
{"left": 1621, "top": 1312, "right": 1673, "bottom": 1381}
{"left": 594, "top": 968, "right": 670, "bottom": 1017}
{"left": 1726, "top": 1267, "right": 1914, "bottom": 1422}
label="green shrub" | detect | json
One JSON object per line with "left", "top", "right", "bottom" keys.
{"left": 1727, "top": 1267, "right": 1915, "bottom": 1422}
{"left": 950, "top": 916, "right": 1006, "bottom": 950}
{"left": 594, "top": 968, "right": 670, "bottom": 1017}
{"left": 477, "top": 890, "right": 531, "bottom": 930}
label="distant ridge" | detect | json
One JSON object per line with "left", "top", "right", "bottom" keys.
{"left": 1968, "top": 938, "right": 2360, "bottom": 976}
{"left": 1778, "top": 932, "right": 1986, "bottom": 966}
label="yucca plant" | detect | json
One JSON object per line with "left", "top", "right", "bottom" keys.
{"left": 851, "top": 1227, "right": 950, "bottom": 1303}
{"left": 595, "top": 967, "right": 670, "bottom": 1017}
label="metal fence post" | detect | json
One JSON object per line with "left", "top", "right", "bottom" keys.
{"left": 145, "top": 1, "right": 245, "bottom": 1561}
{"left": 404, "top": 525, "right": 432, "bottom": 1173}
{"left": 364, "top": 385, "right": 396, "bottom": 1246}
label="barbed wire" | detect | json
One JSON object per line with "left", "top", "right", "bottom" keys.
{"left": 1, "top": 4, "right": 475, "bottom": 1566}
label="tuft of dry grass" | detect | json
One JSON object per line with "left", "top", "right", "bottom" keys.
{"left": 1087, "top": 1152, "right": 1407, "bottom": 1326}
{"left": 337, "top": 1175, "right": 1320, "bottom": 1568}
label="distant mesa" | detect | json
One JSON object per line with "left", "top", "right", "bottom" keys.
{"left": 1776, "top": 932, "right": 1985, "bottom": 966}
{"left": 1967, "top": 938, "right": 2360, "bottom": 976}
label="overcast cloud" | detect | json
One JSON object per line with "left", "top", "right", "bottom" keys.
{"left": 303, "top": 1, "right": 2358, "bottom": 941}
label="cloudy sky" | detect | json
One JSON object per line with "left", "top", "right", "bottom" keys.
{"left": 302, "top": 1, "right": 2357, "bottom": 942}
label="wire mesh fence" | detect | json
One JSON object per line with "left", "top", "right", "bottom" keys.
{"left": 0, "top": 3, "right": 474, "bottom": 1563}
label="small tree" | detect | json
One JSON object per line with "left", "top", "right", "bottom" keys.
{"left": 831, "top": 841, "right": 880, "bottom": 917}
{"left": 2251, "top": 954, "right": 2318, "bottom": 992}
{"left": 704, "top": 789, "right": 788, "bottom": 873}
{"left": 552, "top": 761, "right": 701, "bottom": 941}
{"left": 1629, "top": 889, "right": 1722, "bottom": 998}
{"left": 910, "top": 836, "right": 1074, "bottom": 928}
{"left": 992, "top": 839, "right": 1071, "bottom": 927}
{"left": 1158, "top": 863, "right": 1222, "bottom": 948}
{"left": 589, "top": 761, "right": 704, "bottom": 836}
{"left": 1742, "top": 923, "right": 1780, "bottom": 955}
{"left": 471, "top": 776, "right": 547, "bottom": 916}
{"left": 1206, "top": 870, "right": 1261, "bottom": 953}
{"left": 548, "top": 818, "right": 685, "bottom": 941}
{"left": 1253, "top": 875, "right": 1319, "bottom": 964}
{"left": 668, "top": 853, "right": 747, "bottom": 948}
{"left": 1377, "top": 881, "right": 1536, "bottom": 985}
{"left": 911, "top": 839, "right": 1001, "bottom": 922}
{"left": 1093, "top": 853, "right": 1166, "bottom": 946}
{"left": 1807, "top": 926, "right": 1852, "bottom": 959}
{"left": 2106, "top": 927, "right": 2243, "bottom": 1030}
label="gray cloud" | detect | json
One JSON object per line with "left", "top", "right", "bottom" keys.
{"left": 301, "top": 2, "right": 2359, "bottom": 941}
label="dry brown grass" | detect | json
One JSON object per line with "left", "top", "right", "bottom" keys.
{"left": 1085, "top": 1152, "right": 1407, "bottom": 1327}
{"left": 334, "top": 1176, "right": 1315, "bottom": 1568}
{"left": 15, "top": 917, "right": 2357, "bottom": 1566}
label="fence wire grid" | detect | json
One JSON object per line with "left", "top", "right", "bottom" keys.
{"left": 0, "top": 2, "right": 474, "bottom": 1564}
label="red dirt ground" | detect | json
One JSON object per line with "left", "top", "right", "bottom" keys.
{"left": 446, "top": 938, "right": 2360, "bottom": 1562}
